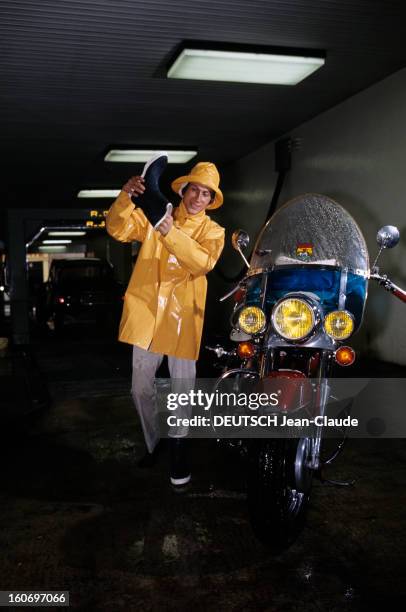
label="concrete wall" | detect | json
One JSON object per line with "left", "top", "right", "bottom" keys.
{"left": 218, "top": 68, "right": 406, "bottom": 365}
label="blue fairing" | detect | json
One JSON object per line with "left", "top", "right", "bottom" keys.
{"left": 245, "top": 267, "right": 367, "bottom": 329}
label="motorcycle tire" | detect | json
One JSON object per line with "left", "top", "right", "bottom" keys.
{"left": 247, "top": 437, "right": 313, "bottom": 552}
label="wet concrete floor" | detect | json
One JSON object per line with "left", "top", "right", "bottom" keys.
{"left": 1, "top": 325, "right": 405, "bottom": 611}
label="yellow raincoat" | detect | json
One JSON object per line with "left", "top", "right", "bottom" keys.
{"left": 106, "top": 191, "right": 225, "bottom": 359}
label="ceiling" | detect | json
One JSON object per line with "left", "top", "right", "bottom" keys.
{"left": 2, "top": 0, "right": 406, "bottom": 210}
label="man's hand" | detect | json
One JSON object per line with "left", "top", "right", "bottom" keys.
{"left": 156, "top": 212, "right": 174, "bottom": 236}
{"left": 123, "top": 176, "right": 145, "bottom": 197}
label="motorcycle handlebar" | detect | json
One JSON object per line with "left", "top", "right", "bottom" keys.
{"left": 370, "top": 272, "right": 406, "bottom": 303}
{"left": 390, "top": 285, "right": 406, "bottom": 303}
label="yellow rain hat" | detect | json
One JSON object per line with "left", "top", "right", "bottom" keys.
{"left": 171, "top": 161, "right": 223, "bottom": 209}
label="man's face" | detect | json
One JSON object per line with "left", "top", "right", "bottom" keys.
{"left": 183, "top": 182, "right": 214, "bottom": 215}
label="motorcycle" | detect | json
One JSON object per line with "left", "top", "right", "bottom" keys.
{"left": 207, "top": 193, "right": 406, "bottom": 551}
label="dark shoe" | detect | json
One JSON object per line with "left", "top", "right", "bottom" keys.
{"left": 131, "top": 152, "right": 172, "bottom": 228}
{"left": 137, "top": 440, "right": 165, "bottom": 468}
{"left": 169, "top": 438, "right": 191, "bottom": 486}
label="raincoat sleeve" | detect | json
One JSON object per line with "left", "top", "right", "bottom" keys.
{"left": 161, "top": 222, "right": 225, "bottom": 277}
{"left": 106, "top": 190, "right": 149, "bottom": 242}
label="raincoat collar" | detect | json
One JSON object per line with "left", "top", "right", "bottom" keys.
{"left": 174, "top": 200, "right": 207, "bottom": 224}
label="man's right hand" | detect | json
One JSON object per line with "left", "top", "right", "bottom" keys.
{"left": 123, "top": 176, "right": 145, "bottom": 198}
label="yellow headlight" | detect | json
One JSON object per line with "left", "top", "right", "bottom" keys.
{"left": 272, "top": 298, "right": 315, "bottom": 340}
{"left": 324, "top": 310, "right": 354, "bottom": 340}
{"left": 238, "top": 306, "right": 266, "bottom": 334}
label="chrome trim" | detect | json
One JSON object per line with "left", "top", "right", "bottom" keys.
{"left": 230, "top": 329, "right": 252, "bottom": 342}
{"left": 247, "top": 264, "right": 369, "bottom": 277}
{"left": 295, "top": 438, "right": 314, "bottom": 492}
{"left": 245, "top": 267, "right": 269, "bottom": 278}
{"left": 219, "top": 283, "right": 241, "bottom": 302}
{"left": 338, "top": 268, "right": 348, "bottom": 310}
{"left": 230, "top": 302, "right": 245, "bottom": 329}
{"left": 260, "top": 271, "right": 269, "bottom": 311}
{"left": 213, "top": 368, "right": 260, "bottom": 390}
{"left": 310, "top": 378, "right": 331, "bottom": 471}
{"left": 265, "top": 331, "right": 337, "bottom": 350}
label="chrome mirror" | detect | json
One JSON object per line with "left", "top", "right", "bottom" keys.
{"left": 376, "top": 225, "right": 400, "bottom": 249}
{"left": 232, "top": 229, "right": 250, "bottom": 251}
{"left": 231, "top": 229, "right": 250, "bottom": 268}
{"left": 372, "top": 225, "right": 401, "bottom": 270}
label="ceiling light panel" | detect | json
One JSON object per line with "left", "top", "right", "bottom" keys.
{"left": 77, "top": 190, "right": 120, "bottom": 198}
{"left": 39, "top": 246, "right": 67, "bottom": 252}
{"left": 48, "top": 231, "right": 86, "bottom": 236}
{"left": 42, "top": 240, "right": 72, "bottom": 244}
{"left": 168, "top": 48, "right": 325, "bottom": 85}
{"left": 105, "top": 149, "right": 197, "bottom": 163}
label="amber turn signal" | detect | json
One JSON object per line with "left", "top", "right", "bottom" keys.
{"left": 237, "top": 342, "right": 255, "bottom": 359}
{"left": 335, "top": 346, "right": 355, "bottom": 366}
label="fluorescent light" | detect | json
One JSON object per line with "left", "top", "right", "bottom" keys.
{"left": 39, "top": 246, "right": 67, "bottom": 252}
{"left": 77, "top": 189, "right": 120, "bottom": 198}
{"left": 167, "top": 48, "right": 325, "bottom": 85}
{"left": 42, "top": 240, "right": 72, "bottom": 244}
{"left": 105, "top": 149, "right": 197, "bottom": 163}
{"left": 48, "top": 231, "right": 86, "bottom": 237}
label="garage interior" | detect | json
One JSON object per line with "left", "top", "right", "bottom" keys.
{"left": 1, "top": 1, "right": 406, "bottom": 610}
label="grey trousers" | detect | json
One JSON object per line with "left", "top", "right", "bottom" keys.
{"left": 131, "top": 344, "right": 196, "bottom": 453}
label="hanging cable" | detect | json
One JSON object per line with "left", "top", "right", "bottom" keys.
{"left": 215, "top": 137, "right": 299, "bottom": 283}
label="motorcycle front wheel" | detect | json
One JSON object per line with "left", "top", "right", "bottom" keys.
{"left": 247, "top": 437, "right": 313, "bottom": 552}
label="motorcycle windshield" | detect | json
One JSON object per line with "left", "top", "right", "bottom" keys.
{"left": 247, "top": 194, "right": 370, "bottom": 328}
{"left": 251, "top": 194, "right": 369, "bottom": 275}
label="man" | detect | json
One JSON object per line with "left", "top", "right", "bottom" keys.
{"left": 106, "top": 161, "right": 225, "bottom": 487}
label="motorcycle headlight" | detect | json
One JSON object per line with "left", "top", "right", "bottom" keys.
{"left": 324, "top": 310, "right": 354, "bottom": 340}
{"left": 238, "top": 306, "right": 266, "bottom": 334}
{"left": 272, "top": 297, "right": 316, "bottom": 340}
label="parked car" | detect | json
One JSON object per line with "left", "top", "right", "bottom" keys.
{"left": 37, "top": 258, "right": 124, "bottom": 331}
